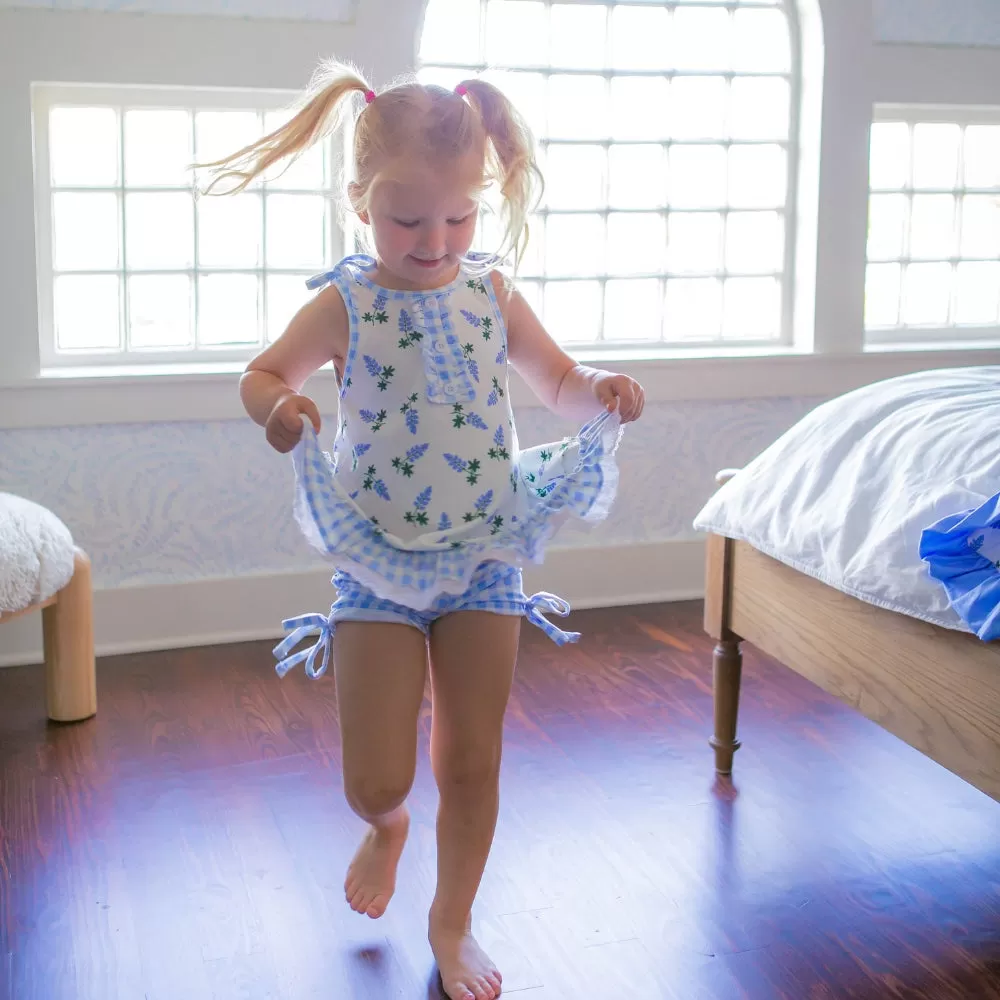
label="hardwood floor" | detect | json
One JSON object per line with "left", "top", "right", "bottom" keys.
{"left": 1, "top": 601, "right": 998, "bottom": 1000}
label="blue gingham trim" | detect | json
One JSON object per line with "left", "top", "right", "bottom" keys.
{"left": 412, "top": 289, "right": 477, "bottom": 404}
{"left": 272, "top": 560, "right": 580, "bottom": 678}
{"left": 289, "top": 407, "right": 622, "bottom": 610}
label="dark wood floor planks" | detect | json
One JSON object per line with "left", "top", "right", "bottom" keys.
{"left": 1, "top": 601, "right": 998, "bottom": 999}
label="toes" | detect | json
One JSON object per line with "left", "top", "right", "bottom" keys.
{"left": 473, "top": 981, "right": 492, "bottom": 1000}
{"left": 485, "top": 972, "right": 502, "bottom": 994}
{"left": 366, "top": 894, "right": 388, "bottom": 919}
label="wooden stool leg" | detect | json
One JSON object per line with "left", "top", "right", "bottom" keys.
{"left": 42, "top": 548, "right": 96, "bottom": 722}
{"left": 710, "top": 639, "right": 742, "bottom": 775}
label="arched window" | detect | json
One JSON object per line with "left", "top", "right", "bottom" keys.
{"left": 418, "top": 0, "right": 798, "bottom": 349}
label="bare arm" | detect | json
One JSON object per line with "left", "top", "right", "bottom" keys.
{"left": 494, "top": 273, "right": 645, "bottom": 423}
{"left": 240, "top": 284, "right": 349, "bottom": 452}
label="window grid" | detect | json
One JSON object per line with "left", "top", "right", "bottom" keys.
{"left": 865, "top": 107, "right": 1000, "bottom": 343}
{"left": 419, "top": 0, "right": 798, "bottom": 349}
{"left": 34, "top": 85, "right": 343, "bottom": 368}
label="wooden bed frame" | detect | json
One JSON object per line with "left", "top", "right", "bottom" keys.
{"left": 705, "top": 474, "right": 1000, "bottom": 804}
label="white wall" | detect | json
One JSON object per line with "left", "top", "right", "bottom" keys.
{"left": 4, "top": 0, "right": 1000, "bottom": 663}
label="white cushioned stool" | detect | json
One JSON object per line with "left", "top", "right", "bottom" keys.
{"left": 0, "top": 492, "right": 96, "bottom": 721}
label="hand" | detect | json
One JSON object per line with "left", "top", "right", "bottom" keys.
{"left": 593, "top": 372, "right": 645, "bottom": 423}
{"left": 265, "top": 393, "right": 321, "bottom": 453}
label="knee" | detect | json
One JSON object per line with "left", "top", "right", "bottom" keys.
{"left": 344, "top": 773, "right": 412, "bottom": 820}
{"left": 435, "top": 747, "right": 502, "bottom": 794}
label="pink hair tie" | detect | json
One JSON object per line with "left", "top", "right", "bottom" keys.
{"left": 455, "top": 84, "right": 468, "bottom": 97}
{"left": 364, "top": 89, "right": 376, "bottom": 104}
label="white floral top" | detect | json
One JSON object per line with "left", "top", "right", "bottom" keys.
{"left": 289, "top": 253, "right": 623, "bottom": 609}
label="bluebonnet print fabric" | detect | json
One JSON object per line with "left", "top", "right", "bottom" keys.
{"left": 288, "top": 253, "right": 624, "bottom": 612}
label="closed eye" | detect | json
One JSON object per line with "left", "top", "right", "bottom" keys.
{"left": 447, "top": 213, "right": 475, "bottom": 226}
{"left": 393, "top": 218, "right": 420, "bottom": 229}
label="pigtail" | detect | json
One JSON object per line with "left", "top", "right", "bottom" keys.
{"left": 458, "top": 79, "right": 543, "bottom": 269}
{"left": 198, "top": 60, "right": 371, "bottom": 195}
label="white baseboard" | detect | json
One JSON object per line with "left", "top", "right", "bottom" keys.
{"left": 0, "top": 538, "right": 705, "bottom": 667}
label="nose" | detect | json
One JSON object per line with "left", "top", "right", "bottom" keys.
{"left": 419, "top": 221, "right": 447, "bottom": 257}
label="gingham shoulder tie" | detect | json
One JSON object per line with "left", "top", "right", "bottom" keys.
{"left": 524, "top": 592, "right": 581, "bottom": 645}
{"left": 273, "top": 613, "right": 335, "bottom": 678}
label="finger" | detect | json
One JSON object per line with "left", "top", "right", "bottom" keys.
{"left": 301, "top": 398, "right": 322, "bottom": 433}
{"left": 278, "top": 404, "right": 305, "bottom": 433}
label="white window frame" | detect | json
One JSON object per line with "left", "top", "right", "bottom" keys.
{"left": 417, "top": 0, "right": 803, "bottom": 352}
{"left": 866, "top": 102, "right": 1000, "bottom": 348}
{"left": 32, "top": 83, "right": 346, "bottom": 370}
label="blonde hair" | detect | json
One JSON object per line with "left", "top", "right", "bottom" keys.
{"left": 198, "top": 60, "right": 543, "bottom": 269}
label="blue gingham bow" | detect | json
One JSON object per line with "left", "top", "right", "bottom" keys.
{"left": 273, "top": 613, "right": 335, "bottom": 679}
{"left": 524, "top": 592, "right": 581, "bottom": 645}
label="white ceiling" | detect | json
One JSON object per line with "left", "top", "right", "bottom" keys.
{"left": 0, "top": 0, "right": 356, "bottom": 22}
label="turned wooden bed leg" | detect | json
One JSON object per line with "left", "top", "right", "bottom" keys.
{"left": 41, "top": 547, "right": 96, "bottom": 722}
{"left": 710, "top": 639, "right": 743, "bottom": 774}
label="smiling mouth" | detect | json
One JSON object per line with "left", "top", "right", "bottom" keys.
{"left": 410, "top": 255, "right": 446, "bottom": 268}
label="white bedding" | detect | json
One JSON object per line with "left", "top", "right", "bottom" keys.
{"left": 693, "top": 366, "right": 1000, "bottom": 632}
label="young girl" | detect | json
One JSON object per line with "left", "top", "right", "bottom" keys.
{"left": 205, "top": 60, "right": 644, "bottom": 1000}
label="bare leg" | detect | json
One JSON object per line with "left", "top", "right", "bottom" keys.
{"left": 426, "top": 611, "right": 520, "bottom": 1000}
{"left": 332, "top": 621, "right": 428, "bottom": 918}
{"left": 710, "top": 639, "right": 743, "bottom": 775}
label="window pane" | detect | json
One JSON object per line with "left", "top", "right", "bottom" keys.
{"left": 866, "top": 194, "right": 908, "bottom": 261}
{"left": 728, "top": 145, "right": 786, "bottom": 208}
{"left": 128, "top": 274, "right": 193, "bottom": 349}
{"left": 53, "top": 192, "right": 120, "bottom": 271}
{"left": 417, "top": 65, "right": 467, "bottom": 91}
{"left": 732, "top": 9, "right": 790, "bottom": 72}
{"left": 610, "top": 77, "right": 669, "bottom": 142}
{"left": 420, "top": 0, "right": 481, "bottom": 63}
{"left": 670, "top": 146, "right": 727, "bottom": 209}
{"left": 543, "top": 280, "right": 602, "bottom": 344}
{"left": 955, "top": 261, "right": 1000, "bottom": 325}
{"left": 518, "top": 279, "right": 542, "bottom": 318}
{"left": 124, "top": 109, "right": 193, "bottom": 188}
{"left": 960, "top": 195, "right": 1000, "bottom": 258}
{"left": 544, "top": 145, "right": 606, "bottom": 210}
{"left": 869, "top": 122, "right": 910, "bottom": 190}
{"left": 550, "top": 75, "right": 608, "bottom": 140}
{"left": 545, "top": 214, "right": 604, "bottom": 276}
{"left": 665, "top": 277, "right": 722, "bottom": 340}
{"left": 668, "top": 212, "right": 723, "bottom": 274}
{"left": 199, "top": 273, "right": 260, "bottom": 346}
{"left": 488, "top": 1, "right": 548, "bottom": 67}
{"left": 901, "top": 262, "right": 951, "bottom": 325}
{"left": 672, "top": 8, "right": 731, "bottom": 71}
{"left": 964, "top": 125, "right": 1000, "bottom": 189}
{"left": 604, "top": 279, "right": 661, "bottom": 341}
{"left": 198, "top": 192, "right": 263, "bottom": 268}
{"left": 519, "top": 213, "right": 545, "bottom": 277}
{"left": 723, "top": 277, "right": 781, "bottom": 339}
{"left": 610, "top": 5, "right": 671, "bottom": 71}
{"left": 482, "top": 71, "right": 547, "bottom": 140}
{"left": 265, "top": 194, "right": 327, "bottom": 270}
{"left": 864, "top": 262, "right": 902, "bottom": 328}
{"left": 912, "top": 123, "right": 961, "bottom": 189}
{"left": 729, "top": 78, "right": 790, "bottom": 141}
{"left": 670, "top": 77, "right": 728, "bottom": 141}
{"left": 726, "top": 211, "right": 783, "bottom": 273}
{"left": 909, "top": 195, "right": 956, "bottom": 260}
{"left": 608, "top": 213, "right": 665, "bottom": 273}
{"left": 50, "top": 107, "right": 119, "bottom": 187}
{"left": 551, "top": 3, "right": 605, "bottom": 70}
{"left": 266, "top": 274, "right": 312, "bottom": 343}
{"left": 609, "top": 145, "right": 666, "bottom": 209}
{"left": 55, "top": 274, "right": 120, "bottom": 351}
{"left": 125, "top": 192, "right": 195, "bottom": 269}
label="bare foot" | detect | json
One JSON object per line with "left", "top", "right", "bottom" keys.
{"left": 429, "top": 916, "right": 502, "bottom": 1000}
{"left": 344, "top": 807, "right": 409, "bottom": 919}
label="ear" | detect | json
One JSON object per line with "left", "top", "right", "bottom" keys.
{"left": 348, "top": 181, "right": 370, "bottom": 225}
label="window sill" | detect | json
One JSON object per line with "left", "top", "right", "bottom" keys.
{"left": 2, "top": 344, "right": 999, "bottom": 429}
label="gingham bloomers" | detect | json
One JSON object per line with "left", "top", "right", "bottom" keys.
{"left": 286, "top": 252, "right": 624, "bottom": 612}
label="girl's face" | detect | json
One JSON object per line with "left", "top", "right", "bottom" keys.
{"left": 362, "top": 155, "right": 483, "bottom": 290}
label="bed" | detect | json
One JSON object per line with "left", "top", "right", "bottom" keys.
{"left": 694, "top": 366, "right": 1000, "bottom": 803}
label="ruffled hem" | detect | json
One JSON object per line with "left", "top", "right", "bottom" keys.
{"left": 290, "top": 408, "right": 623, "bottom": 610}
{"left": 919, "top": 490, "right": 1000, "bottom": 641}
